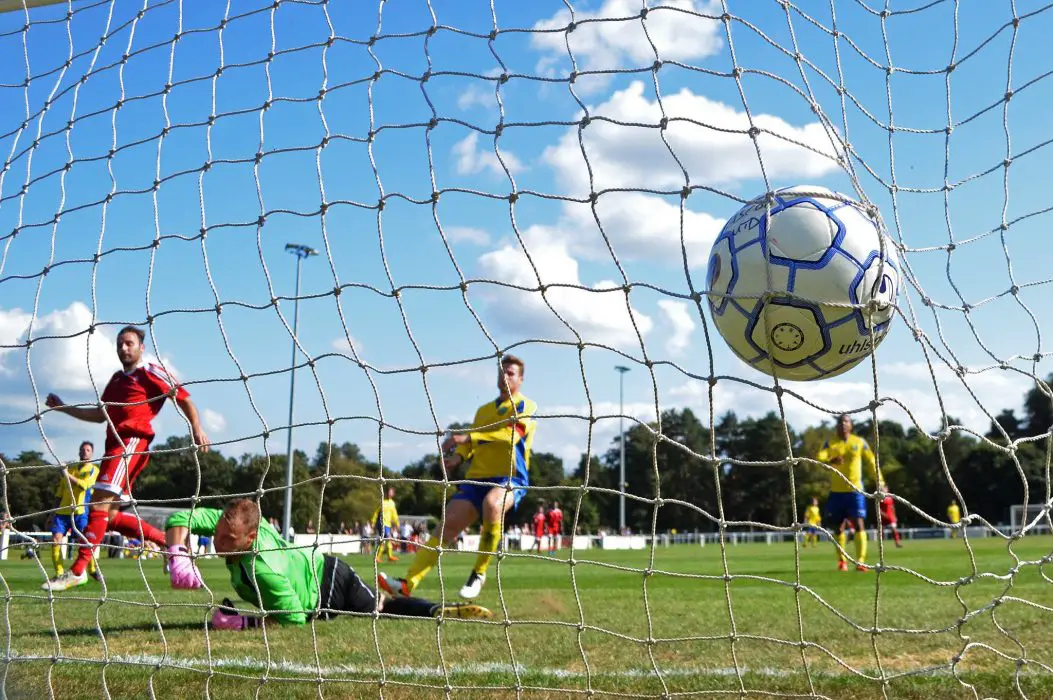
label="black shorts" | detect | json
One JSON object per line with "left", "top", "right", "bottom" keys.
{"left": 316, "top": 555, "right": 376, "bottom": 619}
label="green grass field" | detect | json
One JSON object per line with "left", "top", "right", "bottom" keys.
{"left": 2, "top": 535, "right": 1053, "bottom": 699}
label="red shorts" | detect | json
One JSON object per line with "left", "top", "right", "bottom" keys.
{"left": 548, "top": 528, "right": 561, "bottom": 537}
{"left": 95, "top": 436, "right": 153, "bottom": 498}
{"left": 534, "top": 529, "right": 545, "bottom": 539}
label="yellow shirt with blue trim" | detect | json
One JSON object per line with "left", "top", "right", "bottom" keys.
{"left": 947, "top": 503, "right": 961, "bottom": 524}
{"left": 454, "top": 393, "right": 537, "bottom": 481}
{"left": 371, "top": 498, "right": 399, "bottom": 529}
{"left": 804, "top": 504, "right": 822, "bottom": 526}
{"left": 817, "top": 434, "right": 876, "bottom": 493}
{"left": 55, "top": 461, "right": 98, "bottom": 515}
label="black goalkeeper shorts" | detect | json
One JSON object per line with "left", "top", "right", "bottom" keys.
{"left": 316, "top": 555, "right": 376, "bottom": 619}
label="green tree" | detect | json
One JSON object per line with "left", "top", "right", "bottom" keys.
{"left": 232, "top": 450, "right": 319, "bottom": 532}
{"left": 1022, "top": 374, "right": 1053, "bottom": 438}
{"left": 310, "top": 441, "right": 384, "bottom": 532}
{"left": 717, "top": 412, "right": 798, "bottom": 527}
{"left": 0, "top": 451, "right": 57, "bottom": 530}
{"left": 595, "top": 408, "right": 714, "bottom": 533}
{"left": 134, "top": 435, "right": 239, "bottom": 506}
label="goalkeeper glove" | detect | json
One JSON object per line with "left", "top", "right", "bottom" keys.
{"left": 210, "top": 598, "right": 264, "bottom": 631}
{"left": 167, "top": 545, "right": 204, "bottom": 589}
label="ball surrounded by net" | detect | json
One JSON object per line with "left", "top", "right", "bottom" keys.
{"left": 706, "top": 185, "right": 900, "bottom": 381}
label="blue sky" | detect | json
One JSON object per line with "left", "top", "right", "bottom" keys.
{"left": 1, "top": 0, "right": 1051, "bottom": 474}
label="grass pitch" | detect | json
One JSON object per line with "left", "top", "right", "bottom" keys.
{"left": 3, "top": 535, "right": 1053, "bottom": 699}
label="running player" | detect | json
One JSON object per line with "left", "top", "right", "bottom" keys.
{"left": 42, "top": 326, "right": 210, "bottom": 591}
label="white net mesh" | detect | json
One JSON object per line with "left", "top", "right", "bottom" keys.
{"left": 2, "top": 0, "right": 1053, "bottom": 698}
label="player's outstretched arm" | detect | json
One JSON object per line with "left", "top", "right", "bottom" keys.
{"left": 176, "top": 396, "right": 210, "bottom": 452}
{"left": 164, "top": 509, "right": 222, "bottom": 589}
{"left": 44, "top": 393, "right": 106, "bottom": 423}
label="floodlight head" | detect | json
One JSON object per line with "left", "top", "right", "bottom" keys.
{"left": 285, "top": 243, "right": 319, "bottom": 258}
{"left": 615, "top": 365, "right": 631, "bottom": 374}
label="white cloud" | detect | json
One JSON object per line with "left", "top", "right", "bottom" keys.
{"left": 452, "top": 132, "right": 524, "bottom": 177}
{"left": 543, "top": 81, "right": 842, "bottom": 197}
{"left": 476, "top": 224, "right": 653, "bottom": 349}
{"left": 201, "top": 408, "right": 227, "bottom": 434}
{"left": 657, "top": 300, "right": 695, "bottom": 356}
{"left": 0, "top": 308, "right": 32, "bottom": 373}
{"left": 457, "top": 84, "right": 495, "bottom": 111}
{"left": 560, "top": 191, "right": 722, "bottom": 268}
{"left": 331, "top": 334, "right": 364, "bottom": 358}
{"left": 445, "top": 225, "right": 491, "bottom": 246}
{"left": 531, "top": 0, "right": 723, "bottom": 93}
{"left": 2, "top": 302, "right": 119, "bottom": 393}
{"left": 666, "top": 359, "right": 1036, "bottom": 437}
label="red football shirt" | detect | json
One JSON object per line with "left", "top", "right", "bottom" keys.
{"left": 532, "top": 512, "right": 546, "bottom": 536}
{"left": 546, "top": 507, "right": 563, "bottom": 533}
{"left": 100, "top": 362, "right": 189, "bottom": 441}
{"left": 879, "top": 495, "right": 897, "bottom": 522}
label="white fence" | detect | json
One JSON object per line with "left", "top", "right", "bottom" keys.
{"left": 1, "top": 525, "right": 1035, "bottom": 561}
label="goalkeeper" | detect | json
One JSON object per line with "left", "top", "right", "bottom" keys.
{"left": 165, "top": 499, "right": 492, "bottom": 629}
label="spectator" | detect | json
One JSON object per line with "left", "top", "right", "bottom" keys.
{"left": 400, "top": 520, "right": 413, "bottom": 553}
{"left": 360, "top": 520, "right": 373, "bottom": 556}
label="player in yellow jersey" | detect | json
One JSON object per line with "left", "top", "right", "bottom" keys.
{"left": 947, "top": 500, "right": 961, "bottom": 538}
{"left": 803, "top": 497, "right": 822, "bottom": 548}
{"left": 379, "top": 355, "right": 537, "bottom": 600}
{"left": 48, "top": 441, "right": 99, "bottom": 581}
{"left": 371, "top": 487, "right": 400, "bottom": 562}
{"left": 816, "top": 414, "right": 877, "bottom": 572}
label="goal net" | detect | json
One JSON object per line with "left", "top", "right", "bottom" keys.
{"left": 1, "top": 0, "right": 1052, "bottom": 698}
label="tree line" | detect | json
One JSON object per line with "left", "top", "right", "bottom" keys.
{"left": 2, "top": 375, "right": 1049, "bottom": 534}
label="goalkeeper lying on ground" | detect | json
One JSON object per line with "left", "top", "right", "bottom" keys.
{"left": 165, "top": 499, "right": 492, "bottom": 629}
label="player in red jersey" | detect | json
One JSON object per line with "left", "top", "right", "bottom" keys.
{"left": 546, "top": 501, "right": 564, "bottom": 554}
{"left": 877, "top": 483, "right": 903, "bottom": 548}
{"left": 531, "top": 503, "right": 546, "bottom": 553}
{"left": 41, "top": 326, "right": 210, "bottom": 591}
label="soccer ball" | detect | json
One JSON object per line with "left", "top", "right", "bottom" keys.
{"left": 705, "top": 185, "right": 900, "bottom": 381}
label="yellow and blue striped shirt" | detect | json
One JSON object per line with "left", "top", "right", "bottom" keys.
{"left": 817, "top": 434, "right": 876, "bottom": 493}
{"left": 455, "top": 393, "right": 538, "bottom": 481}
{"left": 55, "top": 462, "right": 98, "bottom": 515}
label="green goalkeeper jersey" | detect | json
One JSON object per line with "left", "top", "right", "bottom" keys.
{"left": 166, "top": 508, "right": 324, "bottom": 625}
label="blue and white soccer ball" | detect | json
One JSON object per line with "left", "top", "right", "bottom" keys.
{"left": 706, "top": 185, "right": 900, "bottom": 381}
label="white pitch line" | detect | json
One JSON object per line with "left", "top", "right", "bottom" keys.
{"left": 11, "top": 653, "right": 959, "bottom": 681}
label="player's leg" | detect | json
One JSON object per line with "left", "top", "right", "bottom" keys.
{"left": 321, "top": 555, "right": 492, "bottom": 620}
{"left": 825, "top": 495, "right": 849, "bottom": 570}
{"left": 105, "top": 438, "right": 165, "bottom": 546}
{"left": 71, "top": 511, "right": 99, "bottom": 579}
{"left": 374, "top": 527, "right": 387, "bottom": 562}
{"left": 853, "top": 510, "right": 868, "bottom": 571}
{"left": 891, "top": 523, "right": 902, "bottom": 547}
{"left": 462, "top": 484, "right": 518, "bottom": 599}
{"left": 49, "top": 518, "right": 67, "bottom": 577}
{"left": 43, "top": 493, "right": 116, "bottom": 590}
{"left": 382, "top": 497, "right": 478, "bottom": 597}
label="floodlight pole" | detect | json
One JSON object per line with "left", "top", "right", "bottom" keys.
{"left": 283, "top": 243, "right": 318, "bottom": 541}
{"left": 615, "top": 365, "right": 631, "bottom": 534}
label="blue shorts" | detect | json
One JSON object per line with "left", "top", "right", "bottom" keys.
{"left": 451, "top": 476, "right": 527, "bottom": 514}
{"left": 825, "top": 492, "right": 866, "bottom": 523}
{"left": 50, "top": 513, "right": 88, "bottom": 537}
{"left": 381, "top": 526, "right": 393, "bottom": 539}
